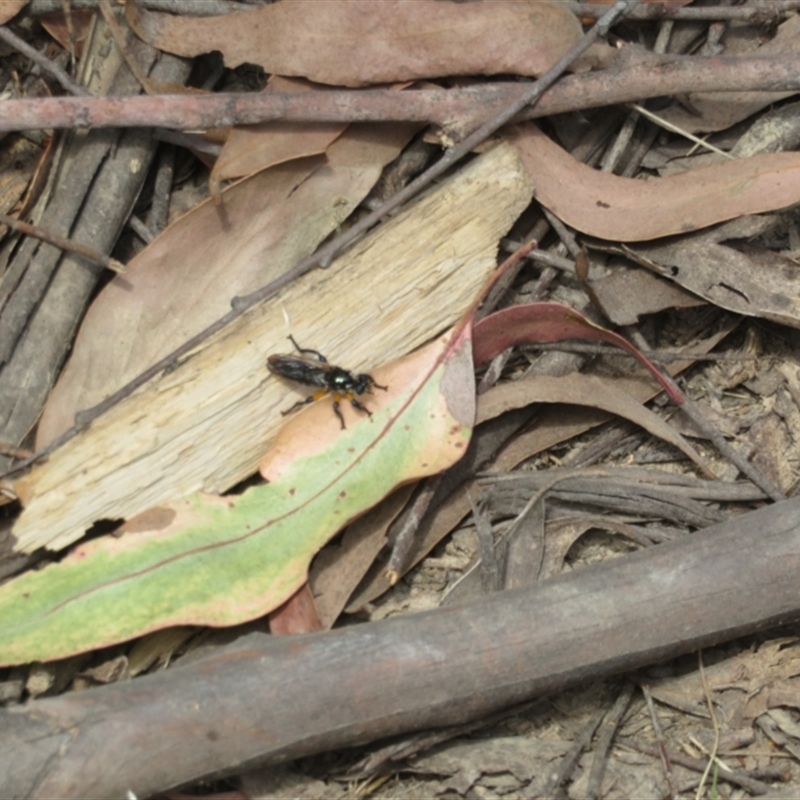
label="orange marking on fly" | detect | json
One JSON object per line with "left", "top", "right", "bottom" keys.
{"left": 267, "top": 335, "right": 387, "bottom": 430}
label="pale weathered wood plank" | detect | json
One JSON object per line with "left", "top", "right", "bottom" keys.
{"left": 13, "top": 142, "right": 534, "bottom": 552}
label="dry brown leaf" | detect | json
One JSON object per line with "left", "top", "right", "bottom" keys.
{"left": 490, "top": 322, "right": 736, "bottom": 474}
{"left": 268, "top": 584, "right": 323, "bottom": 636}
{"left": 309, "top": 485, "right": 413, "bottom": 630}
{"left": 625, "top": 215, "right": 800, "bottom": 329}
{"left": 39, "top": 8, "right": 95, "bottom": 59}
{"left": 658, "top": 14, "right": 800, "bottom": 134}
{"left": 476, "top": 373, "right": 712, "bottom": 475}
{"left": 210, "top": 76, "right": 348, "bottom": 190}
{"left": 750, "top": 678, "right": 800, "bottom": 718}
{"left": 0, "top": 0, "right": 27, "bottom": 25}
{"left": 127, "top": 0, "right": 613, "bottom": 88}
{"left": 512, "top": 123, "right": 800, "bottom": 242}
{"left": 37, "top": 123, "right": 417, "bottom": 447}
{"left": 587, "top": 266, "right": 705, "bottom": 326}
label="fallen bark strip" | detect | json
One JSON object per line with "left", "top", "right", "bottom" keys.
{"left": 1, "top": 497, "right": 799, "bottom": 798}
{"left": 0, "top": 53, "right": 799, "bottom": 132}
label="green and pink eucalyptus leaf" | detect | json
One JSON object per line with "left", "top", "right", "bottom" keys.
{"left": 0, "top": 327, "right": 475, "bottom": 666}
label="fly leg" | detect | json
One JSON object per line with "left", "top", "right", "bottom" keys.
{"left": 331, "top": 393, "right": 373, "bottom": 429}
{"left": 288, "top": 335, "right": 327, "bottom": 364}
{"left": 350, "top": 397, "right": 374, "bottom": 418}
{"left": 331, "top": 399, "right": 347, "bottom": 430}
{"left": 281, "top": 388, "right": 329, "bottom": 417}
{"left": 281, "top": 396, "right": 314, "bottom": 416}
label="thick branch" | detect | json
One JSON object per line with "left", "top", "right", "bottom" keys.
{"left": 2, "top": 498, "right": 799, "bottom": 798}
{"left": 0, "top": 54, "right": 799, "bottom": 132}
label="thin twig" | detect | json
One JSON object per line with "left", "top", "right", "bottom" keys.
{"left": 59, "top": 0, "right": 76, "bottom": 69}
{"left": 127, "top": 214, "right": 155, "bottom": 244}
{"left": 518, "top": 340, "right": 759, "bottom": 363}
{"left": 385, "top": 477, "right": 442, "bottom": 585}
{"left": 599, "top": 17, "right": 668, "bottom": 174}
{"left": 618, "top": 739, "right": 776, "bottom": 795}
{"left": 476, "top": 223, "right": 546, "bottom": 394}
{"left": 0, "top": 25, "right": 90, "bottom": 97}
{"left": 629, "top": 103, "right": 735, "bottom": 159}
{"left": 542, "top": 209, "right": 581, "bottom": 258}
{"left": 1, "top": 0, "right": 641, "bottom": 479}
{"left": 147, "top": 143, "right": 175, "bottom": 235}
{"left": 353, "top": 698, "right": 550, "bottom": 777}
{"left": 501, "top": 238, "right": 581, "bottom": 275}
{"left": 695, "top": 651, "right": 722, "bottom": 800}
{"left": 466, "top": 490, "right": 499, "bottom": 593}
{"left": 538, "top": 705, "right": 608, "bottom": 797}
{"left": 640, "top": 682, "right": 678, "bottom": 800}
{"left": 493, "top": 470, "right": 587, "bottom": 581}
{"left": 623, "top": 327, "right": 786, "bottom": 502}
{"left": 0, "top": 212, "right": 124, "bottom": 273}
{"left": 586, "top": 682, "right": 636, "bottom": 800}
{"left": 8, "top": 51, "right": 800, "bottom": 133}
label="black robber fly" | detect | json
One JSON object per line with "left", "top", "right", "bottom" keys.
{"left": 267, "top": 336, "right": 387, "bottom": 429}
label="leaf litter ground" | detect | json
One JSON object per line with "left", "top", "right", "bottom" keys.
{"left": 249, "top": 241, "right": 800, "bottom": 796}
{"left": 4, "top": 2, "right": 800, "bottom": 799}
{"left": 280, "top": 310, "right": 800, "bottom": 800}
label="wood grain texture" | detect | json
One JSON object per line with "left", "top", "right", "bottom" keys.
{"left": 12, "top": 142, "right": 533, "bottom": 552}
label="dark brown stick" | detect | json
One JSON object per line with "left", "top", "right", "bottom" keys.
{"left": 1, "top": 53, "right": 800, "bottom": 133}
{"left": 0, "top": 213, "right": 123, "bottom": 273}
{"left": 2, "top": 496, "right": 799, "bottom": 799}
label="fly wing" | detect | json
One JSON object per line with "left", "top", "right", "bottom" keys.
{"left": 267, "top": 354, "right": 330, "bottom": 388}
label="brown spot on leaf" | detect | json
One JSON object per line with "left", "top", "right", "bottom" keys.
{"left": 118, "top": 506, "right": 176, "bottom": 534}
